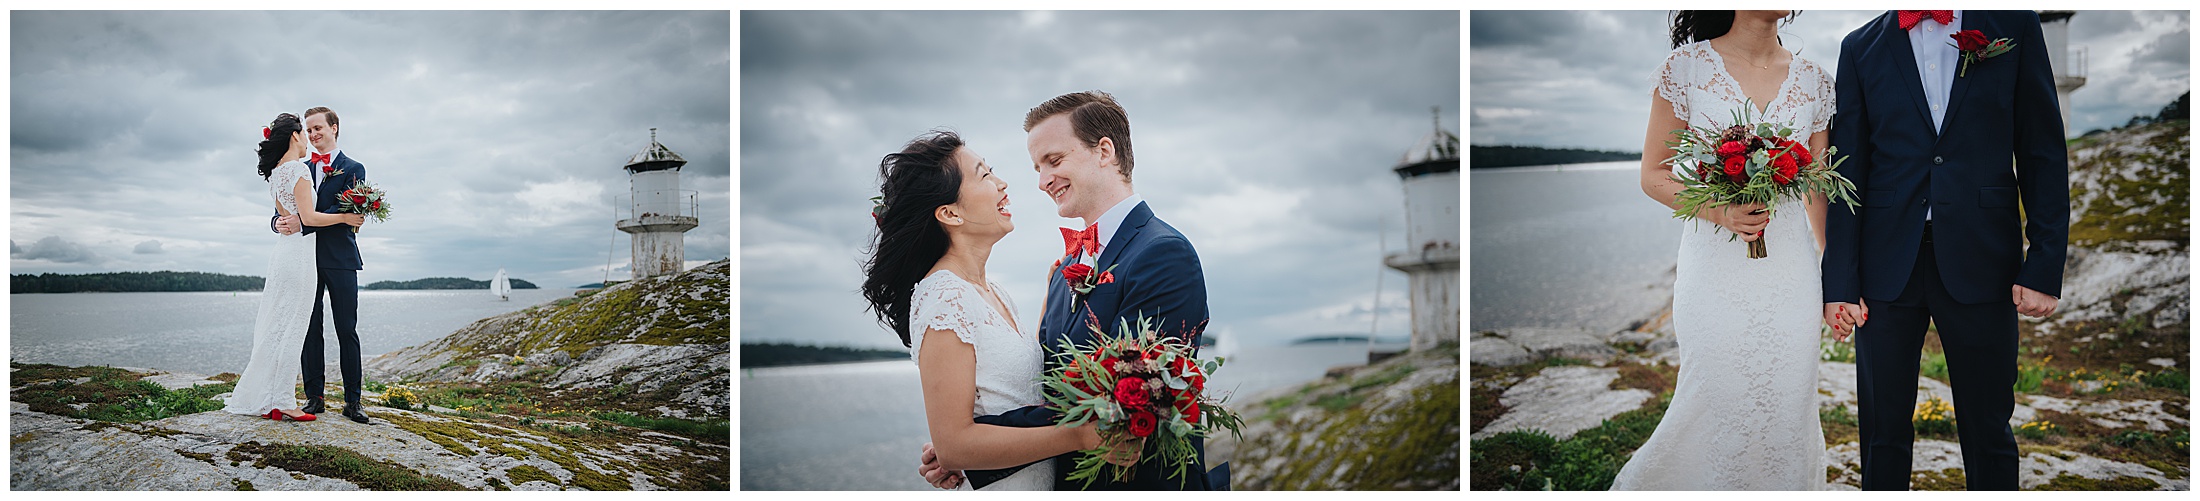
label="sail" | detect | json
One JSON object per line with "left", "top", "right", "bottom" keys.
{"left": 492, "top": 268, "right": 510, "bottom": 299}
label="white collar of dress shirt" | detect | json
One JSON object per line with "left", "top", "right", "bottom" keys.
{"left": 1091, "top": 192, "right": 1143, "bottom": 257}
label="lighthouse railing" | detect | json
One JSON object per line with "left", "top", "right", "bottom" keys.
{"left": 614, "top": 190, "right": 701, "bottom": 222}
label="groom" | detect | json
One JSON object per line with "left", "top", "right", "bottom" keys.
{"left": 272, "top": 106, "right": 372, "bottom": 424}
{"left": 919, "top": 91, "right": 1221, "bottom": 490}
{"left": 1823, "top": 11, "right": 2067, "bottom": 490}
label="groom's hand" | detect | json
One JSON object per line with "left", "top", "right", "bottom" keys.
{"left": 274, "top": 214, "right": 300, "bottom": 235}
{"left": 2014, "top": 285, "right": 2059, "bottom": 318}
{"left": 917, "top": 442, "right": 963, "bottom": 489}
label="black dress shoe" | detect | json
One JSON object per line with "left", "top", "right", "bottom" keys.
{"left": 342, "top": 407, "right": 370, "bottom": 424}
{"left": 302, "top": 398, "right": 326, "bottom": 414}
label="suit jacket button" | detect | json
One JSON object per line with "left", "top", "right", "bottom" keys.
{"left": 1933, "top": 156, "right": 1945, "bottom": 165}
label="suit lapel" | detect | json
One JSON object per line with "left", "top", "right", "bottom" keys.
{"left": 1096, "top": 202, "right": 1152, "bottom": 273}
{"left": 1879, "top": 12, "right": 1939, "bottom": 139}
{"left": 1938, "top": 11, "right": 1989, "bottom": 146}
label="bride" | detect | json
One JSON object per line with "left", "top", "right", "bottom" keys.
{"left": 1618, "top": 10, "right": 1837, "bottom": 490}
{"left": 861, "top": 130, "right": 1117, "bottom": 490}
{"left": 222, "top": 113, "right": 364, "bottom": 421}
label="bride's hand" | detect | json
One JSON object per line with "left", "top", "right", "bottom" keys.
{"left": 1077, "top": 422, "right": 1143, "bottom": 467}
{"left": 1712, "top": 203, "right": 1771, "bottom": 242}
{"left": 340, "top": 213, "right": 366, "bottom": 226}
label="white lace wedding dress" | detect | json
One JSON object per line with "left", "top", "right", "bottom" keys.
{"left": 907, "top": 269, "right": 1054, "bottom": 490}
{"left": 1611, "top": 41, "right": 1833, "bottom": 490}
{"left": 222, "top": 160, "right": 321, "bottom": 416}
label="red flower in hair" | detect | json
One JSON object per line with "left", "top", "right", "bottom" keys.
{"left": 263, "top": 127, "right": 271, "bottom": 139}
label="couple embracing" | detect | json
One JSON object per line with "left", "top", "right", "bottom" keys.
{"left": 861, "top": 91, "right": 1226, "bottom": 490}
{"left": 1622, "top": 10, "right": 2068, "bottom": 490}
{"left": 219, "top": 107, "right": 373, "bottom": 425}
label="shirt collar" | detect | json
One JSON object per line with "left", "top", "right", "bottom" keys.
{"left": 1092, "top": 193, "right": 1143, "bottom": 254}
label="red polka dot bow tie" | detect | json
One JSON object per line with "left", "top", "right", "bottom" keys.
{"left": 1898, "top": 10, "right": 1953, "bottom": 30}
{"left": 309, "top": 152, "right": 333, "bottom": 166}
{"left": 1061, "top": 224, "right": 1099, "bottom": 258}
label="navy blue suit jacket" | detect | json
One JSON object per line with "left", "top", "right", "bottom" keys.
{"left": 1824, "top": 10, "right": 2068, "bottom": 305}
{"left": 968, "top": 201, "right": 1213, "bottom": 490}
{"left": 291, "top": 152, "right": 367, "bottom": 270}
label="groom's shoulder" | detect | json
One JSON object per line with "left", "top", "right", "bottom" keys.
{"left": 1841, "top": 13, "right": 1888, "bottom": 48}
{"left": 336, "top": 152, "right": 366, "bottom": 169}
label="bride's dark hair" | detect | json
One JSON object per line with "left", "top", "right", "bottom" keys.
{"left": 1669, "top": 11, "right": 1736, "bottom": 49}
{"left": 861, "top": 129, "right": 967, "bottom": 347}
{"left": 256, "top": 113, "right": 303, "bottom": 180}
{"left": 1671, "top": 11, "right": 1798, "bottom": 49}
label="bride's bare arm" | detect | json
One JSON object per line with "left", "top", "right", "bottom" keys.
{"left": 1640, "top": 91, "right": 1769, "bottom": 240}
{"left": 918, "top": 327, "right": 1099, "bottom": 471}
{"left": 290, "top": 177, "right": 364, "bottom": 227}
{"left": 1808, "top": 130, "right": 1832, "bottom": 252}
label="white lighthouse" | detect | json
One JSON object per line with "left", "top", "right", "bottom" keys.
{"left": 616, "top": 128, "right": 700, "bottom": 278}
{"left": 1384, "top": 108, "right": 1461, "bottom": 352}
{"left": 2039, "top": 10, "right": 2086, "bottom": 136}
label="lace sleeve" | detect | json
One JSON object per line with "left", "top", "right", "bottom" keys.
{"left": 1807, "top": 63, "right": 1836, "bottom": 134}
{"left": 1654, "top": 46, "right": 1692, "bottom": 122}
{"left": 907, "top": 279, "right": 979, "bottom": 362}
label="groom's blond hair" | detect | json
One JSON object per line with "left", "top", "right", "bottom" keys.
{"left": 303, "top": 106, "right": 339, "bottom": 139}
{"left": 1024, "top": 91, "right": 1133, "bottom": 182}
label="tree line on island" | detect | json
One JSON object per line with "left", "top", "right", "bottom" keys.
{"left": 741, "top": 342, "right": 908, "bottom": 368}
{"left": 12, "top": 271, "right": 541, "bottom": 293}
{"left": 1470, "top": 145, "right": 1641, "bottom": 169}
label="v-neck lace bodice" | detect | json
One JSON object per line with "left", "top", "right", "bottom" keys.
{"left": 906, "top": 269, "right": 1053, "bottom": 490}
{"left": 1656, "top": 40, "right": 1835, "bottom": 141}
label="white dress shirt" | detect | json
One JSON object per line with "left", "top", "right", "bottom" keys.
{"left": 1909, "top": 11, "right": 1961, "bottom": 133}
{"left": 1077, "top": 193, "right": 1144, "bottom": 266}
{"left": 1908, "top": 11, "right": 1960, "bottom": 220}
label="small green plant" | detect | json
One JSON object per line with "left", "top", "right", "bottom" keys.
{"left": 2014, "top": 420, "right": 2060, "bottom": 440}
{"left": 1919, "top": 352, "right": 1950, "bottom": 382}
{"left": 2141, "top": 369, "right": 2187, "bottom": 391}
{"left": 1820, "top": 335, "right": 1855, "bottom": 363}
{"left": 381, "top": 385, "right": 420, "bottom": 411}
{"left": 2013, "top": 361, "right": 2048, "bottom": 393}
{"left": 1913, "top": 397, "right": 1957, "bottom": 437}
{"left": 1820, "top": 405, "right": 1857, "bottom": 426}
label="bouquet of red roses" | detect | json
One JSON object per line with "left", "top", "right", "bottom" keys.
{"left": 334, "top": 180, "right": 391, "bottom": 234}
{"left": 1664, "top": 100, "right": 1859, "bottom": 258}
{"left": 1043, "top": 313, "right": 1243, "bottom": 489}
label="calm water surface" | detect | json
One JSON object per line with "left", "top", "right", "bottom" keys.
{"left": 1470, "top": 162, "right": 1684, "bottom": 332}
{"left": 11, "top": 288, "right": 579, "bottom": 375}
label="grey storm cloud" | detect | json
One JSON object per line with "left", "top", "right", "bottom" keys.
{"left": 14, "top": 236, "right": 104, "bottom": 264}
{"left": 10, "top": 11, "right": 730, "bottom": 286}
{"left": 741, "top": 11, "right": 1459, "bottom": 349}
{"left": 1471, "top": 10, "right": 2190, "bottom": 150}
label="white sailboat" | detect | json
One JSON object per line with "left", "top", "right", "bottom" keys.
{"left": 491, "top": 268, "right": 511, "bottom": 301}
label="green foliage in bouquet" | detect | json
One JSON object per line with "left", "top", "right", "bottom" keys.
{"left": 1043, "top": 314, "right": 1243, "bottom": 489}
{"left": 1663, "top": 100, "right": 1861, "bottom": 234}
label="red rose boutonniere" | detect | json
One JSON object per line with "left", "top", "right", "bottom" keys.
{"left": 1946, "top": 29, "right": 2014, "bottom": 78}
{"left": 1063, "top": 262, "right": 1117, "bottom": 300}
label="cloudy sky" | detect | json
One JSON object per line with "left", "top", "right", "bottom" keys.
{"left": 1472, "top": 10, "right": 2190, "bottom": 151}
{"left": 9, "top": 11, "right": 730, "bottom": 287}
{"left": 741, "top": 11, "right": 1460, "bottom": 350}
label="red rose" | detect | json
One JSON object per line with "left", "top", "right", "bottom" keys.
{"left": 1063, "top": 263, "right": 1092, "bottom": 284}
{"left": 1127, "top": 411, "right": 1158, "bottom": 438}
{"left": 322, "top": 165, "right": 335, "bottom": 175}
{"left": 1174, "top": 394, "right": 1200, "bottom": 424}
{"left": 1715, "top": 140, "right": 1746, "bottom": 159}
{"left": 1771, "top": 155, "right": 1799, "bottom": 184}
{"left": 1722, "top": 156, "right": 1747, "bottom": 182}
{"left": 349, "top": 193, "right": 368, "bottom": 205}
{"left": 1096, "top": 272, "right": 1114, "bottom": 285}
{"left": 1114, "top": 377, "right": 1151, "bottom": 408}
{"left": 1951, "top": 30, "right": 1989, "bottom": 52}
{"left": 1097, "top": 357, "right": 1120, "bottom": 376}
{"left": 370, "top": 200, "right": 382, "bottom": 211}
